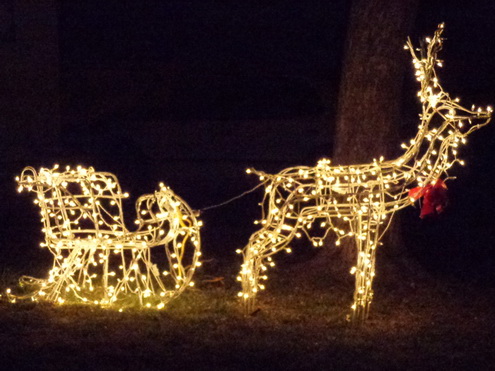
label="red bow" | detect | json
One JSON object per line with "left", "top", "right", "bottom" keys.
{"left": 409, "top": 179, "right": 448, "bottom": 218}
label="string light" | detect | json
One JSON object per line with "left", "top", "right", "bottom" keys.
{"left": 9, "top": 165, "right": 202, "bottom": 310}
{"left": 237, "top": 24, "right": 491, "bottom": 322}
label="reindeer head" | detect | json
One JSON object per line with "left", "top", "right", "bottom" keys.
{"left": 408, "top": 23, "right": 491, "bottom": 135}
{"left": 400, "top": 24, "right": 491, "bottom": 177}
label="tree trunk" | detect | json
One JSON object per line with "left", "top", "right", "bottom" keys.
{"left": 334, "top": 0, "right": 419, "bottom": 165}
{"left": 309, "top": 0, "right": 419, "bottom": 275}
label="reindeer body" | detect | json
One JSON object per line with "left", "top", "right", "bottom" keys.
{"left": 238, "top": 24, "right": 491, "bottom": 322}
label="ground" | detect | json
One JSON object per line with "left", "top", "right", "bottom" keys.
{"left": 0, "top": 261, "right": 494, "bottom": 370}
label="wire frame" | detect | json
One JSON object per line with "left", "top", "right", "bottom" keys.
{"left": 237, "top": 24, "right": 491, "bottom": 323}
{"left": 10, "top": 165, "right": 202, "bottom": 310}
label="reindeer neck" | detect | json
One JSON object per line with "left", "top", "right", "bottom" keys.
{"left": 394, "top": 108, "right": 463, "bottom": 189}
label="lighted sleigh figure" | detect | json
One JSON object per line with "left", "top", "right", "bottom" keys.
{"left": 237, "top": 24, "right": 491, "bottom": 322}
{"left": 12, "top": 165, "right": 202, "bottom": 310}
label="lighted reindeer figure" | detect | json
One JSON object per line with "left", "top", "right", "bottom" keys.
{"left": 237, "top": 24, "right": 491, "bottom": 322}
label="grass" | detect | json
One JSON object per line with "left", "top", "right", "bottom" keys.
{"left": 1, "top": 261, "right": 495, "bottom": 370}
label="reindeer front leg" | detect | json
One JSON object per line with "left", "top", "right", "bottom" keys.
{"left": 350, "top": 214, "right": 381, "bottom": 323}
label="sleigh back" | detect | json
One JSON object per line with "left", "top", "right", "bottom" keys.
{"left": 17, "top": 166, "right": 129, "bottom": 249}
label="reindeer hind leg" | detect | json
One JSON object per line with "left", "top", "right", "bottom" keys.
{"left": 239, "top": 221, "right": 296, "bottom": 314}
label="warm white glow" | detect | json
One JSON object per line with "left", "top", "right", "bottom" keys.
{"left": 9, "top": 165, "right": 202, "bottom": 310}
{"left": 237, "top": 24, "right": 491, "bottom": 322}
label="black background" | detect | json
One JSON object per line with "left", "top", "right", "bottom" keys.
{"left": 1, "top": 0, "right": 495, "bottom": 282}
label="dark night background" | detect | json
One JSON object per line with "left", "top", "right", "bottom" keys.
{"left": 1, "top": 0, "right": 495, "bottom": 284}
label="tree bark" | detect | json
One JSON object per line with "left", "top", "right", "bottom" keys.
{"left": 331, "top": 0, "right": 419, "bottom": 267}
{"left": 296, "top": 0, "right": 420, "bottom": 276}
{"left": 334, "top": 0, "right": 419, "bottom": 166}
